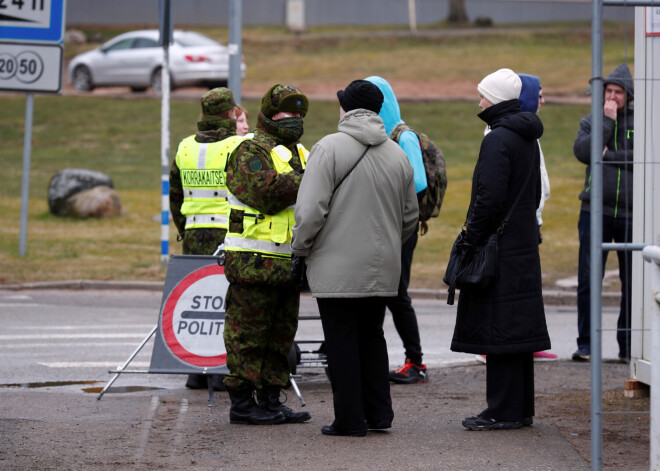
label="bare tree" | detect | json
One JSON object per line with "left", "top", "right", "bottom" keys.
{"left": 447, "top": 0, "right": 468, "bottom": 24}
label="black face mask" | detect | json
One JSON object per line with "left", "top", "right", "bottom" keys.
{"left": 276, "top": 117, "right": 304, "bottom": 140}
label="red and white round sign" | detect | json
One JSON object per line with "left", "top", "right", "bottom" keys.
{"left": 161, "top": 264, "right": 229, "bottom": 367}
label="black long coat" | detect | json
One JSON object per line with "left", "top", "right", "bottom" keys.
{"left": 451, "top": 100, "right": 551, "bottom": 355}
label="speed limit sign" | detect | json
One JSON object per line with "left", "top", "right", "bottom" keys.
{"left": 0, "top": 42, "right": 62, "bottom": 93}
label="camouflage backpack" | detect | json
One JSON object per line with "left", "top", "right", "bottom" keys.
{"left": 390, "top": 123, "right": 448, "bottom": 236}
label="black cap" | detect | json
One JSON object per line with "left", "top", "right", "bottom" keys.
{"left": 337, "top": 80, "right": 384, "bottom": 114}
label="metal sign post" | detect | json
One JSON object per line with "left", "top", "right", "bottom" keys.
{"left": 18, "top": 93, "right": 34, "bottom": 256}
{"left": 159, "top": 0, "right": 173, "bottom": 265}
{"left": 228, "top": 0, "right": 242, "bottom": 104}
{"left": 0, "top": 0, "right": 66, "bottom": 256}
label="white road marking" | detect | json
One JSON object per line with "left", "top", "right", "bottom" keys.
{"left": 171, "top": 398, "right": 189, "bottom": 452}
{"left": 0, "top": 294, "right": 32, "bottom": 300}
{"left": 0, "top": 303, "right": 44, "bottom": 308}
{"left": 2, "top": 342, "right": 146, "bottom": 349}
{"left": 38, "top": 361, "right": 151, "bottom": 368}
{"left": 0, "top": 333, "right": 148, "bottom": 340}
{"left": 14, "top": 325, "right": 155, "bottom": 331}
{"left": 135, "top": 396, "right": 160, "bottom": 461}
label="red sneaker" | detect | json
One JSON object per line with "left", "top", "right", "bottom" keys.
{"left": 389, "top": 359, "right": 428, "bottom": 384}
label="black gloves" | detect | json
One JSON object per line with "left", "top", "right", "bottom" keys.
{"left": 291, "top": 255, "right": 309, "bottom": 291}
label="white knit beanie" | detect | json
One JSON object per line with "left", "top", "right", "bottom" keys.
{"left": 477, "top": 68, "right": 522, "bottom": 105}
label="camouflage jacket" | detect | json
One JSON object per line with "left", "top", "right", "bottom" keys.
{"left": 224, "top": 112, "right": 305, "bottom": 285}
{"left": 169, "top": 119, "right": 236, "bottom": 255}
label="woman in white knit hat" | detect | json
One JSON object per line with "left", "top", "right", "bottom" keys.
{"left": 449, "top": 68, "right": 551, "bottom": 431}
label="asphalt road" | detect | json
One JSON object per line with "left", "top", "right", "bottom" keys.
{"left": 0, "top": 289, "right": 622, "bottom": 387}
{"left": 0, "top": 288, "right": 625, "bottom": 470}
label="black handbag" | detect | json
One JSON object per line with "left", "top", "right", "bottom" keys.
{"left": 443, "top": 228, "right": 501, "bottom": 305}
{"left": 443, "top": 159, "right": 535, "bottom": 305}
{"left": 455, "top": 231, "right": 500, "bottom": 287}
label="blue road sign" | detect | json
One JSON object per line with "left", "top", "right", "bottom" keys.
{"left": 0, "top": 0, "right": 66, "bottom": 43}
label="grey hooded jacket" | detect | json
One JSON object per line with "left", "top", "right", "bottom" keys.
{"left": 291, "top": 109, "right": 418, "bottom": 298}
{"left": 573, "top": 64, "right": 634, "bottom": 218}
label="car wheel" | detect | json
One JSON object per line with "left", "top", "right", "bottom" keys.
{"left": 130, "top": 86, "right": 147, "bottom": 93}
{"left": 72, "top": 65, "right": 94, "bottom": 92}
{"left": 150, "top": 68, "right": 163, "bottom": 94}
{"left": 151, "top": 68, "right": 175, "bottom": 94}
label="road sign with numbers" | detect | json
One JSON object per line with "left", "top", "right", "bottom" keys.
{"left": 0, "top": 41, "right": 61, "bottom": 92}
{"left": 0, "top": 0, "right": 66, "bottom": 43}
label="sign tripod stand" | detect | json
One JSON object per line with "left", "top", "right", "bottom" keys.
{"left": 96, "top": 253, "right": 305, "bottom": 408}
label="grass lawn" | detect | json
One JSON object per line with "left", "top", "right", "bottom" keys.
{"left": 1, "top": 22, "right": 634, "bottom": 287}
{"left": 0, "top": 94, "right": 590, "bottom": 288}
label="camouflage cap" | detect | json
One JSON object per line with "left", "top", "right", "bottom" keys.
{"left": 261, "top": 84, "right": 309, "bottom": 118}
{"left": 201, "top": 87, "right": 236, "bottom": 116}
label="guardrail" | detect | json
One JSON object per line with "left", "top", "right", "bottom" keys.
{"left": 641, "top": 245, "right": 660, "bottom": 470}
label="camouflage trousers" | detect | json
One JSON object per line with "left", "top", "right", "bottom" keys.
{"left": 182, "top": 228, "right": 226, "bottom": 256}
{"left": 222, "top": 282, "right": 300, "bottom": 391}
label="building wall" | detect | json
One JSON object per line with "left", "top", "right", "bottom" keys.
{"left": 65, "top": 0, "right": 634, "bottom": 27}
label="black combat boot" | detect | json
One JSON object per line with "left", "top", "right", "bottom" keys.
{"left": 257, "top": 386, "right": 311, "bottom": 423}
{"left": 227, "top": 387, "right": 285, "bottom": 425}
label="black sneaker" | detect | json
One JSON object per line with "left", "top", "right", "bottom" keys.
{"left": 389, "top": 359, "right": 428, "bottom": 384}
{"left": 571, "top": 350, "right": 590, "bottom": 362}
{"left": 618, "top": 353, "right": 631, "bottom": 364}
{"left": 462, "top": 416, "right": 522, "bottom": 431}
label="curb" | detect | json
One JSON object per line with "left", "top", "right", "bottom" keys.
{"left": 0, "top": 280, "right": 621, "bottom": 306}
{"left": 407, "top": 288, "right": 619, "bottom": 307}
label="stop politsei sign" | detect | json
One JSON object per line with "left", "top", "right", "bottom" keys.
{"left": 160, "top": 263, "right": 229, "bottom": 368}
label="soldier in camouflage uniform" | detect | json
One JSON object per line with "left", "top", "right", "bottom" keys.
{"left": 222, "top": 84, "right": 311, "bottom": 425}
{"left": 170, "top": 87, "right": 245, "bottom": 391}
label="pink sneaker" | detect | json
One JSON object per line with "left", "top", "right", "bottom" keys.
{"left": 533, "top": 351, "right": 558, "bottom": 361}
{"left": 475, "top": 355, "right": 486, "bottom": 364}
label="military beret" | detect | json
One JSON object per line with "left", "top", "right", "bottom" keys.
{"left": 201, "top": 87, "right": 236, "bottom": 116}
{"left": 261, "top": 84, "right": 309, "bottom": 118}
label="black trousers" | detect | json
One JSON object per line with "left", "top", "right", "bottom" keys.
{"left": 483, "top": 353, "right": 534, "bottom": 422}
{"left": 385, "top": 225, "right": 423, "bottom": 365}
{"left": 317, "top": 297, "right": 394, "bottom": 434}
{"left": 576, "top": 210, "right": 632, "bottom": 358}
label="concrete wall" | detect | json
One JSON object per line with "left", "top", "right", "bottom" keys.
{"left": 66, "top": 0, "right": 634, "bottom": 27}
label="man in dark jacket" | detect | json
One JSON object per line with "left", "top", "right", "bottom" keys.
{"left": 572, "top": 64, "right": 634, "bottom": 363}
{"left": 452, "top": 68, "right": 550, "bottom": 431}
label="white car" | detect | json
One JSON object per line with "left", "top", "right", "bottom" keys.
{"left": 67, "top": 29, "right": 246, "bottom": 93}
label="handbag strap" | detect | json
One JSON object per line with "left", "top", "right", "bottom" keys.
{"left": 464, "top": 146, "right": 538, "bottom": 235}
{"left": 498, "top": 147, "right": 538, "bottom": 233}
{"left": 330, "top": 144, "right": 371, "bottom": 201}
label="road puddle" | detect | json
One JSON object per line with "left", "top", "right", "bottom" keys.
{"left": 0, "top": 380, "right": 162, "bottom": 394}
{"left": 82, "top": 386, "right": 163, "bottom": 394}
{"left": 0, "top": 380, "right": 100, "bottom": 388}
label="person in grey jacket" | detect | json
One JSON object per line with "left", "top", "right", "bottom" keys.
{"left": 291, "top": 79, "right": 418, "bottom": 437}
{"left": 572, "top": 64, "right": 634, "bottom": 363}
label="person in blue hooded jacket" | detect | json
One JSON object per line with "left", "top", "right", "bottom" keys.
{"left": 365, "top": 76, "right": 429, "bottom": 384}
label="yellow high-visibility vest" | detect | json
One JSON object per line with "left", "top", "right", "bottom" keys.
{"left": 224, "top": 143, "right": 308, "bottom": 258}
{"left": 175, "top": 134, "right": 247, "bottom": 230}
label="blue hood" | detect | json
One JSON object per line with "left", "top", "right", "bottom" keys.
{"left": 365, "top": 76, "right": 403, "bottom": 136}
{"left": 518, "top": 74, "right": 540, "bottom": 113}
